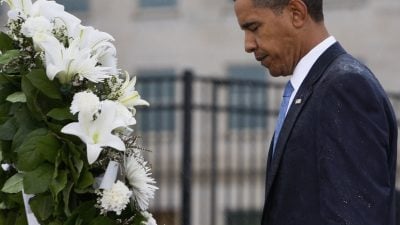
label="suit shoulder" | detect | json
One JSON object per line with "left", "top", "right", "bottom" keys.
{"left": 321, "top": 54, "right": 384, "bottom": 91}
{"left": 326, "top": 54, "right": 373, "bottom": 79}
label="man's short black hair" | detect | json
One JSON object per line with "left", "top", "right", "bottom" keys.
{"left": 240, "top": 0, "right": 324, "bottom": 22}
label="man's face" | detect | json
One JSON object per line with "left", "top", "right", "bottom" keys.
{"left": 234, "top": 0, "right": 300, "bottom": 77}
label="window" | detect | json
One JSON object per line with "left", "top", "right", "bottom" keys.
{"left": 56, "top": 0, "right": 89, "bottom": 12}
{"left": 228, "top": 65, "right": 267, "bottom": 129}
{"left": 135, "top": 69, "right": 176, "bottom": 132}
{"left": 139, "top": 0, "right": 177, "bottom": 8}
{"left": 226, "top": 210, "right": 262, "bottom": 225}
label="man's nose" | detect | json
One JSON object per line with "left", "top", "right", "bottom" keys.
{"left": 244, "top": 32, "right": 256, "bottom": 53}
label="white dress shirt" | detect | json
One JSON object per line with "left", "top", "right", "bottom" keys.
{"left": 286, "top": 36, "right": 337, "bottom": 114}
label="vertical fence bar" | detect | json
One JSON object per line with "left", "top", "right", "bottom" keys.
{"left": 210, "top": 82, "right": 218, "bottom": 225}
{"left": 182, "top": 70, "right": 193, "bottom": 225}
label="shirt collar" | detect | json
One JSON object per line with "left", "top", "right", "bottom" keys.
{"left": 290, "top": 36, "right": 337, "bottom": 90}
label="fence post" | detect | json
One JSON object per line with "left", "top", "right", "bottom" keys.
{"left": 210, "top": 82, "right": 218, "bottom": 225}
{"left": 182, "top": 70, "right": 193, "bottom": 225}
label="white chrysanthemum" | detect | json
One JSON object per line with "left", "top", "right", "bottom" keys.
{"left": 142, "top": 211, "right": 157, "bottom": 225}
{"left": 20, "top": 16, "right": 52, "bottom": 38}
{"left": 125, "top": 155, "right": 158, "bottom": 211}
{"left": 70, "top": 91, "right": 100, "bottom": 115}
{"left": 98, "top": 181, "right": 132, "bottom": 215}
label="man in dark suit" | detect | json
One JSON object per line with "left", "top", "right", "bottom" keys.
{"left": 233, "top": 0, "right": 398, "bottom": 225}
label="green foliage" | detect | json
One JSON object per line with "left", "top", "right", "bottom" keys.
{"left": 0, "top": 62, "right": 102, "bottom": 223}
{"left": 1, "top": 173, "right": 23, "bottom": 194}
{"left": 47, "top": 108, "right": 74, "bottom": 121}
{"left": 30, "top": 194, "right": 55, "bottom": 221}
{"left": 25, "top": 69, "right": 61, "bottom": 100}
{"left": 23, "top": 163, "right": 54, "bottom": 194}
{"left": 6, "top": 92, "right": 26, "bottom": 103}
{"left": 0, "top": 32, "right": 14, "bottom": 52}
{"left": 0, "top": 50, "right": 20, "bottom": 65}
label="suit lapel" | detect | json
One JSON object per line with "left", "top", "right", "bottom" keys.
{"left": 264, "top": 43, "right": 347, "bottom": 201}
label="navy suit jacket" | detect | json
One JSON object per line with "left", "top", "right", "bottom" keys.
{"left": 262, "top": 43, "right": 398, "bottom": 225}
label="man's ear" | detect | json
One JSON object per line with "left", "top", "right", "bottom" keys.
{"left": 288, "top": 0, "right": 308, "bottom": 28}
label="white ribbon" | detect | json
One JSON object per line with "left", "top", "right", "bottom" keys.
{"left": 22, "top": 191, "right": 40, "bottom": 225}
{"left": 99, "top": 161, "right": 119, "bottom": 190}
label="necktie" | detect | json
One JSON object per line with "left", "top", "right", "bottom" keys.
{"left": 273, "top": 81, "right": 294, "bottom": 153}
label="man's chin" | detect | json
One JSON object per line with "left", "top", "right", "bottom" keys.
{"left": 268, "top": 69, "right": 291, "bottom": 77}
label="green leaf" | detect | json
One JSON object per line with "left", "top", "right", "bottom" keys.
{"left": 50, "top": 170, "right": 67, "bottom": 198}
{"left": 21, "top": 76, "right": 42, "bottom": 121}
{"left": 29, "top": 193, "right": 54, "bottom": 221}
{"left": 6, "top": 92, "right": 26, "bottom": 103}
{"left": 16, "top": 129, "right": 48, "bottom": 171}
{"left": 1, "top": 173, "right": 23, "bottom": 193}
{"left": 10, "top": 105, "right": 41, "bottom": 151}
{"left": 0, "top": 78, "right": 18, "bottom": 102}
{"left": 25, "top": 69, "right": 61, "bottom": 100}
{"left": 49, "top": 221, "right": 63, "bottom": 225}
{"left": 64, "top": 142, "right": 84, "bottom": 183}
{"left": 71, "top": 201, "right": 97, "bottom": 223}
{"left": 36, "top": 133, "right": 60, "bottom": 163}
{"left": 23, "top": 163, "right": 54, "bottom": 194}
{"left": 48, "top": 221, "right": 63, "bottom": 225}
{"left": 62, "top": 182, "right": 73, "bottom": 217}
{"left": 89, "top": 217, "right": 118, "bottom": 225}
{"left": 47, "top": 107, "right": 74, "bottom": 121}
{"left": 76, "top": 168, "right": 94, "bottom": 191}
{"left": 0, "top": 32, "right": 14, "bottom": 52}
{"left": 0, "top": 118, "right": 17, "bottom": 141}
{"left": 0, "top": 50, "right": 19, "bottom": 65}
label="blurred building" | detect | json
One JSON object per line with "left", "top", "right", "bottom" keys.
{"left": 1, "top": 0, "right": 399, "bottom": 225}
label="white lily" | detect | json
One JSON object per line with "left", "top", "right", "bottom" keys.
{"left": 113, "top": 102, "right": 136, "bottom": 128}
{"left": 77, "top": 26, "right": 114, "bottom": 51}
{"left": 30, "top": 0, "right": 81, "bottom": 38}
{"left": 77, "top": 26, "right": 118, "bottom": 74}
{"left": 37, "top": 33, "right": 112, "bottom": 83}
{"left": 117, "top": 72, "right": 149, "bottom": 111}
{"left": 3, "top": 0, "right": 81, "bottom": 38}
{"left": 2, "top": 0, "right": 32, "bottom": 19}
{"left": 61, "top": 100, "right": 126, "bottom": 164}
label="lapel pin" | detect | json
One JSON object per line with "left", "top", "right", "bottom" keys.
{"left": 295, "top": 99, "right": 302, "bottom": 104}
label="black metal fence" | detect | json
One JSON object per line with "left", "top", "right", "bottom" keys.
{"left": 135, "top": 71, "right": 400, "bottom": 225}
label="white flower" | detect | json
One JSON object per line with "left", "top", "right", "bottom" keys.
{"left": 30, "top": 0, "right": 81, "bottom": 38}
{"left": 112, "top": 102, "right": 136, "bottom": 128}
{"left": 61, "top": 100, "right": 126, "bottom": 164}
{"left": 125, "top": 155, "right": 158, "bottom": 211}
{"left": 117, "top": 72, "right": 149, "bottom": 111}
{"left": 2, "top": 0, "right": 32, "bottom": 19}
{"left": 70, "top": 91, "right": 100, "bottom": 115}
{"left": 142, "top": 212, "right": 157, "bottom": 225}
{"left": 98, "top": 181, "right": 132, "bottom": 215}
{"left": 37, "top": 34, "right": 112, "bottom": 83}
{"left": 3, "top": 0, "right": 81, "bottom": 37}
{"left": 77, "top": 25, "right": 118, "bottom": 74}
{"left": 20, "top": 16, "right": 52, "bottom": 38}
{"left": 6, "top": 9, "right": 22, "bottom": 20}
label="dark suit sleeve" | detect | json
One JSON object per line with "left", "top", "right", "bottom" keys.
{"left": 316, "top": 72, "right": 393, "bottom": 225}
